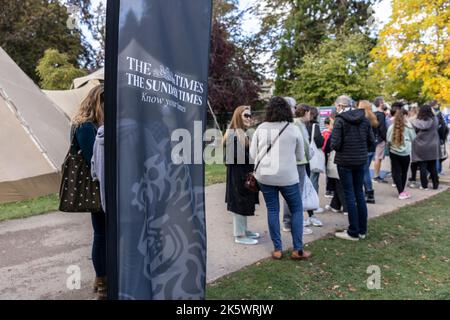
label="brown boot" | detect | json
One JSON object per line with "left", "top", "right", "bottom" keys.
{"left": 290, "top": 250, "right": 312, "bottom": 260}
{"left": 94, "top": 277, "right": 107, "bottom": 300}
{"left": 272, "top": 250, "right": 283, "bottom": 260}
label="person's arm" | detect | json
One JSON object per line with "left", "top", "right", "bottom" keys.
{"left": 75, "top": 122, "right": 96, "bottom": 164}
{"left": 380, "top": 114, "right": 388, "bottom": 141}
{"left": 324, "top": 133, "right": 332, "bottom": 154}
{"left": 368, "top": 122, "right": 376, "bottom": 151}
{"left": 295, "top": 126, "right": 305, "bottom": 162}
{"left": 386, "top": 124, "right": 393, "bottom": 144}
{"left": 409, "top": 126, "right": 416, "bottom": 142}
{"left": 249, "top": 129, "right": 259, "bottom": 165}
{"left": 313, "top": 123, "right": 325, "bottom": 148}
{"left": 330, "top": 119, "right": 343, "bottom": 151}
{"left": 437, "top": 115, "right": 447, "bottom": 143}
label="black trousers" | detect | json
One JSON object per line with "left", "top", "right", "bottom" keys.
{"left": 409, "top": 162, "right": 418, "bottom": 181}
{"left": 418, "top": 160, "right": 439, "bottom": 189}
{"left": 326, "top": 177, "right": 335, "bottom": 192}
{"left": 329, "top": 178, "right": 347, "bottom": 212}
{"left": 390, "top": 153, "right": 410, "bottom": 194}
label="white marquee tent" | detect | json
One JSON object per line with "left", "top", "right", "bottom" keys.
{"left": 0, "top": 47, "right": 70, "bottom": 203}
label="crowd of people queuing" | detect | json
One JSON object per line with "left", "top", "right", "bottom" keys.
{"left": 67, "top": 82, "right": 448, "bottom": 296}
{"left": 225, "top": 95, "right": 448, "bottom": 259}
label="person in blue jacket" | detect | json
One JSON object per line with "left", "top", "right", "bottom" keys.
{"left": 71, "top": 84, "right": 106, "bottom": 299}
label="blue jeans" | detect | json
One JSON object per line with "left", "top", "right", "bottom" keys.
{"left": 259, "top": 182, "right": 303, "bottom": 251}
{"left": 337, "top": 165, "right": 368, "bottom": 237}
{"left": 310, "top": 171, "right": 320, "bottom": 193}
{"left": 436, "top": 159, "right": 442, "bottom": 174}
{"left": 364, "top": 152, "right": 374, "bottom": 192}
{"left": 91, "top": 211, "right": 106, "bottom": 277}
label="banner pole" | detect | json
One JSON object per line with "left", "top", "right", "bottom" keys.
{"left": 104, "top": 0, "right": 120, "bottom": 300}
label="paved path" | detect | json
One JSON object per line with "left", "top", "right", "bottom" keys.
{"left": 0, "top": 169, "right": 448, "bottom": 299}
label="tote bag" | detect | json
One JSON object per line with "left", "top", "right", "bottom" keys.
{"left": 326, "top": 150, "right": 339, "bottom": 179}
{"left": 59, "top": 126, "right": 102, "bottom": 213}
{"left": 309, "top": 124, "right": 326, "bottom": 173}
{"left": 302, "top": 175, "right": 320, "bottom": 211}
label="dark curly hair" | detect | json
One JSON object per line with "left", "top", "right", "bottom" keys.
{"left": 417, "top": 104, "right": 434, "bottom": 121}
{"left": 309, "top": 106, "right": 319, "bottom": 123}
{"left": 265, "top": 96, "right": 293, "bottom": 123}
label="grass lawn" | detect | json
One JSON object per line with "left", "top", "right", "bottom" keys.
{"left": 205, "top": 163, "right": 226, "bottom": 186}
{"left": 207, "top": 190, "right": 450, "bottom": 300}
{"left": 0, "top": 164, "right": 227, "bottom": 222}
{"left": 0, "top": 194, "right": 59, "bottom": 222}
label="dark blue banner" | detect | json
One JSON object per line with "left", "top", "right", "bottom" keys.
{"left": 105, "top": 0, "right": 212, "bottom": 300}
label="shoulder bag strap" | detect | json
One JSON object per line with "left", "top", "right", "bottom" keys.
{"left": 254, "top": 122, "right": 290, "bottom": 172}
{"left": 311, "top": 123, "right": 316, "bottom": 144}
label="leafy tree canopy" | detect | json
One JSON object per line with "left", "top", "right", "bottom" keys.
{"left": 0, "top": 0, "right": 86, "bottom": 83}
{"left": 289, "top": 33, "right": 380, "bottom": 106}
{"left": 372, "top": 0, "right": 450, "bottom": 104}
{"left": 36, "top": 48, "right": 87, "bottom": 90}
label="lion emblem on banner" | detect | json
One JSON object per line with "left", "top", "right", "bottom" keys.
{"left": 131, "top": 152, "right": 206, "bottom": 299}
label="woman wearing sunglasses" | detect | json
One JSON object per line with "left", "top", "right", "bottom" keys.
{"left": 224, "top": 106, "right": 260, "bottom": 245}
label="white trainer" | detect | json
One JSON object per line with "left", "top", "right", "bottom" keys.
{"left": 303, "top": 227, "right": 313, "bottom": 235}
{"left": 234, "top": 236, "right": 258, "bottom": 245}
{"left": 309, "top": 216, "right": 323, "bottom": 227}
{"left": 313, "top": 207, "right": 325, "bottom": 214}
{"left": 304, "top": 218, "right": 311, "bottom": 227}
{"left": 335, "top": 231, "right": 359, "bottom": 241}
{"left": 325, "top": 205, "right": 341, "bottom": 213}
{"left": 246, "top": 231, "right": 260, "bottom": 239}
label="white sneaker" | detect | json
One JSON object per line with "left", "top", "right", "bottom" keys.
{"left": 246, "top": 231, "right": 260, "bottom": 239}
{"left": 325, "top": 205, "right": 341, "bottom": 213}
{"left": 234, "top": 236, "right": 258, "bottom": 245}
{"left": 309, "top": 216, "right": 323, "bottom": 227}
{"left": 303, "top": 227, "right": 313, "bottom": 235}
{"left": 313, "top": 207, "right": 324, "bottom": 214}
{"left": 420, "top": 186, "right": 429, "bottom": 191}
{"left": 304, "top": 218, "right": 311, "bottom": 227}
{"left": 359, "top": 234, "right": 367, "bottom": 240}
{"left": 335, "top": 231, "right": 359, "bottom": 241}
{"left": 282, "top": 226, "right": 291, "bottom": 232}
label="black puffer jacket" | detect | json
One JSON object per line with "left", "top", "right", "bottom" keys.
{"left": 331, "top": 109, "right": 376, "bottom": 167}
{"left": 374, "top": 111, "right": 387, "bottom": 143}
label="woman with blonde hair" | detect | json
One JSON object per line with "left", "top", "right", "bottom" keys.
{"left": 358, "top": 100, "right": 378, "bottom": 204}
{"left": 224, "top": 106, "right": 260, "bottom": 245}
{"left": 72, "top": 84, "right": 106, "bottom": 299}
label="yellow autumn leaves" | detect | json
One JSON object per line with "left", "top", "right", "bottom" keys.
{"left": 372, "top": 0, "right": 450, "bottom": 104}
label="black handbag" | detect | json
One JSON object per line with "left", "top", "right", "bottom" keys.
{"left": 244, "top": 122, "right": 290, "bottom": 193}
{"left": 59, "top": 125, "right": 102, "bottom": 212}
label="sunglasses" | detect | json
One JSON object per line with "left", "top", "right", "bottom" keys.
{"left": 243, "top": 113, "right": 252, "bottom": 119}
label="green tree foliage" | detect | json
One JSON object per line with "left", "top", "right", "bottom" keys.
{"left": 0, "top": 0, "right": 85, "bottom": 83}
{"left": 36, "top": 49, "right": 87, "bottom": 90}
{"left": 252, "top": 0, "right": 378, "bottom": 94}
{"left": 289, "top": 33, "right": 379, "bottom": 106}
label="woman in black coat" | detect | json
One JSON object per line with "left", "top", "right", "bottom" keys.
{"left": 224, "top": 106, "right": 260, "bottom": 245}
